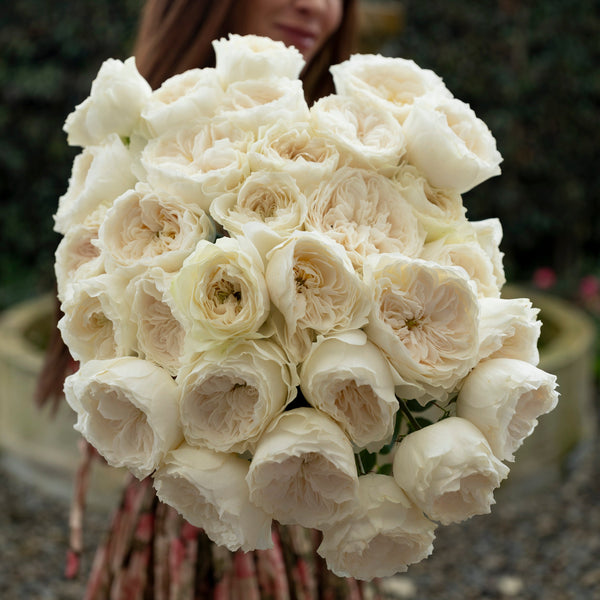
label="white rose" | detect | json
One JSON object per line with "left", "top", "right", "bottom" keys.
{"left": 247, "top": 408, "right": 359, "bottom": 528}
{"left": 170, "top": 237, "right": 270, "bottom": 353}
{"left": 177, "top": 339, "right": 298, "bottom": 454}
{"left": 140, "top": 68, "right": 224, "bottom": 137}
{"left": 64, "top": 357, "right": 182, "bottom": 479}
{"left": 248, "top": 120, "right": 340, "bottom": 194}
{"left": 54, "top": 207, "right": 105, "bottom": 304}
{"left": 305, "top": 166, "right": 426, "bottom": 269}
{"left": 97, "top": 182, "right": 215, "bottom": 274}
{"left": 210, "top": 170, "right": 307, "bottom": 238}
{"left": 266, "top": 306, "right": 316, "bottom": 365}
{"left": 54, "top": 134, "right": 136, "bottom": 234}
{"left": 403, "top": 96, "right": 503, "bottom": 194}
{"left": 300, "top": 331, "right": 399, "bottom": 452}
{"left": 470, "top": 218, "right": 506, "bottom": 291}
{"left": 331, "top": 54, "right": 451, "bottom": 124}
{"left": 393, "top": 163, "right": 467, "bottom": 242}
{"left": 420, "top": 235, "right": 503, "bottom": 298}
{"left": 64, "top": 57, "right": 151, "bottom": 147}
{"left": 265, "top": 231, "right": 371, "bottom": 339}
{"left": 58, "top": 273, "right": 134, "bottom": 363}
{"left": 309, "top": 94, "right": 406, "bottom": 170}
{"left": 213, "top": 34, "right": 305, "bottom": 85}
{"left": 218, "top": 78, "right": 310, "bottom": 133}
{"left": 393, "top": 417, "right": 509, "bottom": 525}
{"left": 317, "top": 474, "right": 435, "bottom": 580}
{"left": 126, "top": 268, "right": 185, "bottom": 376}
{"left": 457, "top": 358, "right": 559, "bottom": 462}
{"left": 478, "top": 297, "right": 542, "bottom": 365}
{"left": 141, "top": 118, "right": 252, "bottom": 212}
{"left": 364, "top": 254, "right": 480, "bottom": 402}
{"left": 153, "top": 443, "right": 273, "bottom": 552}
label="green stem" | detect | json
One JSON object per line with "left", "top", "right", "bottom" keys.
{"left": 397, "top": 397, "right": 422, "bottom": 432}
{"left": 356, "top": 452, "right": 366, "bottom": 476}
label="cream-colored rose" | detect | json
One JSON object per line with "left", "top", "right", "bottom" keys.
{"left": 64, "top": 357, "right": 182, "bottom": 479}
{"left": 470, "top": 218, "right": 506, "bottom": 291}
{"left": 305, "top": 166, "right": 426, "bottom": 269}
{"left": 457, "top": 358, "right": 559, "bottom": 462}
{"left": 266, "top": 306, "right": 316, "bottom": 365}
{"left": 177, "top": 339, "right": 298, "bottom": 453}
{"left": 247, "top": 408, "right": 359, "bottom": 528}
{"left": 478, "top": 297, "right": 542, "bottom": 365}
{"left": 393, "top": 163, "right": 467, "bottom": 242}
{"left": 154, "top": 443, "right": 273, "bottom": 552}
{"left": 420, "top": 235, "right": 503, "bottom": 298}
{"left": 171, "top": 237, "right": 270, "bottom": 353}
{"left": 141, "top": 118, "right": 252, "bottom": 212}
{"left": 310, "top": 94, "right": 406, "bottom": 170}
{"left": 97, "top": 182, "right": 215, "bottom": 275}
{"left": 393, "top": 417, "right": 509, "bottom": 525}
{"left": 140, "top": 68, "right": 224, "bottom": 137}
{"left": 364, "top": 254, "right": 480, "bottom": 402}
{"left": 126, "top": 268, "right": 185, "bottom": 376}
{"left": 54, "top": 207, "right": 106, "bottom": 304}
{"left": 317, "top": 474, "right": 435, "bottom": 580}
{"left": 213, "top": 34, "right": 305, "bottom": 86}
{"left": 210, "top": 170, "right": 307, "bottom": 238}
{"left": 218, "top": 78, "right": 309, "bottom": 133}
{"left": 58, "top": 273, "right": 134, "bottom": 363}
{"left": 54, "top": 134, "right": 136, "bottom": 235}
{"left": 64, "top": 57, "right": 151, "bottom": 147}
{"left": 248, "top": 120, "right": 340, "bottom": 194}
{"left": 403, "top": 96, "right": 503, "bottom": 194}
{"left": 300, "top": 331, "right": 399, "bottom": 452}
{"left": 331, "top": 54, "right": 451, "bottom": 124}
{"left": 265, "top": 231, "right": 371, "bottom": 339}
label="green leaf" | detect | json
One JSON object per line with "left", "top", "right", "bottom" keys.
{"left": 356, "top": 449, "right": 377, "bottom": 475}
{"left": 415, "top": 416, "right": 434, "bottom": 429}
{"left": 406, "top": 398, "right": 437, "bottom": 412}
{"left": 378, "top": 409, "right": 404, "bottom": 455}
{"left": 377, "top": 463, "right": 393, "bottom": 476}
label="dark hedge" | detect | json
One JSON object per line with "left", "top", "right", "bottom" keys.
{"left": 0, "top": 0, "right": 142, "bottom": 309}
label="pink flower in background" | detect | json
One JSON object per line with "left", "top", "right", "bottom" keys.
{"left": 532, "top": 267, "right": 557, "bottom": 290}
{"left": 578, "top": 274, "right": 600, "bottom": 315}
{"left": 579, "top": 275, "right": 600, "bottom": 300}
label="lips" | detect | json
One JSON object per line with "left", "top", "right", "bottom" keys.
{"left": 275, "top": 23, "right": 319, "bottom": 53}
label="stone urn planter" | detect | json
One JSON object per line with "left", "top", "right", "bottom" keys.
{"left": 0, "top": 294, "right": 126, "bottom": 506}
{"left": 497, "top": 285, "right": 597, "bottom": 495}
{"left": 0, "top": 289, "right": 596, "bottom": 502}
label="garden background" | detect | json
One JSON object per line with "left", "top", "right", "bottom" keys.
{"left": 1, "top": 2, "right": 599, "bottom": 598}
{"left": 2, "top": 0, "right": 599, "bottom": 302}
{"left": 2, "top": 0, "right": 599, "bottom": 349}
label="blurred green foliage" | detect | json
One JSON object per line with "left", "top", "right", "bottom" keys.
{"left": 0, "top": 0, "right": 598, "bottom": 311}
{"left": 0, "top": 0, "right": 142, "bottom": 310}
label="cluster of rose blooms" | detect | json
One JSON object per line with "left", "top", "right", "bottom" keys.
{"left": 55, "top": 35, "right": 558, "bottom": 580}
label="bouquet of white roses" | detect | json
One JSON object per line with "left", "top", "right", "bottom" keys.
{"left": 55, "top": 34, "right": 558, "bottom": 580}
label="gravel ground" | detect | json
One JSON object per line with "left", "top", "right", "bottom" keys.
{"left": 1, "top": 417, "right": 599, "bottom": 600}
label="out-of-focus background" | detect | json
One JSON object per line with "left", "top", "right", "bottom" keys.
{"left": 0, "top": 1, "right": 599, "bottom": 598}
{"left": 2, "top": 0, "right": 599, "bottom": 310}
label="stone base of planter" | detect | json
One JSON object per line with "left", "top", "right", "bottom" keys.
{"left": 0, "top": 294, "right": 126, "bottom": 508}
{"left": 497, "top": 285, "right": 597, "bottom": 498}
{"left": 0, "top": 290, "right": 596, "bottom": 505}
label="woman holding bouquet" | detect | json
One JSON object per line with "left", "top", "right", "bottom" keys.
{"left": 36, "top": 0, "right": 383, "bottom": 598}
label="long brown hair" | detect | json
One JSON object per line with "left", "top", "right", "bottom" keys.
{"left": 133, "top": 0, "right": 359, "bottom": 104}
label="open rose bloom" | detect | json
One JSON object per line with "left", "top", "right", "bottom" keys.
{"left": 56, "top": 35, "right": 558, "bottom": 580}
